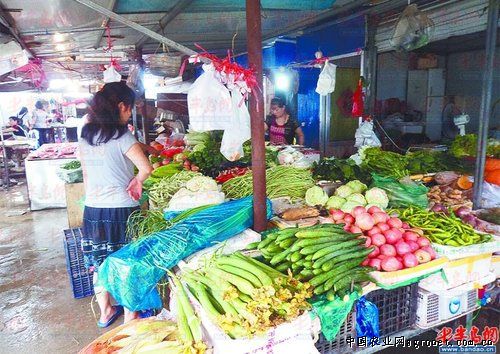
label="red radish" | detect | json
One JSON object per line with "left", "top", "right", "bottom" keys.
{"left": 355, "top": 213, "right": 375, "bottom": 231}
{"left": 350, "top": 225, "right": 362, "bottom": 234}
{"left": 402, "top": 222, "right": 410, "bottom": 229}
{"left": 361, "top": 236, "right": 372, "bottom": 247}
{"left": 377, "top": 223, "right": 390, "bottom": 232}
{"left": 383, "top": 229, "right": 401, "bottom": 244}
{"left": 367, "top": 206, "right": 383, "bottom": 214}
{"left": 377, "top": 254, "right": 388, "bottom": 260}
{"left": 417, "top": 237, "right": 431, "bottom": 248}
{"left": 421, "top": 246, "right": 437, "bottom": 260}
{"left": 372, "top": 212, "right": 389, "bottom": 224}
{"left": 352, "top": 206, "right": 367, "bottom": 217}
{"left": 381, "top": 256, "right": 402, "bottom": 272}
{"left": 368, "top": 246, "right": 380, "bottom": 258}
{"left": 367, "top": 226, "right": 381, "bottom": 237}
{"left": 370, "top": 233, "right": 386, "bottom": 247}
{"left": 344, "top": 214, "right": 355, "bottom": 224}
{"left": 330, "top": 210, "right": 345, "bottom": 221}
{"left": 414, "top": 249, "right": 431, "bottom": 264}
{"left": 403, "top": 253, "right": 419, "bottom": 268}
{"left": 380, "top": 244, "right": 397, "bottom": 257}
{"left": 395, "top": 240, "right": 411, "bottom": 255}
{"left": 387, "top": 217, "right": 403, "bottom": 229}
{"left": 361, "top": 259, "right": 370, "bottom": 266}
{"left": 368, "top": 258, "right": 382, "bottom": 271}
{"left": 395, "top": 256, "right": 403, "bottom": 265}
{"left": 343, "top": 224, "right": 351, "bottom": 231}
{"left": 403, "top": 231, "right": 419, "bottom": 242}
{"left": 407, "top": 240, "right": 419, "bottom": 252}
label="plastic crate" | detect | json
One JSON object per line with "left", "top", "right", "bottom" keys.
{"left": 364, "top": 283, "right": 418, "bottom": 337}
{"left": 315, "top": 310, "right": 356, "bottom": 354}
{"left": 63, "top": 228, "right": 94, "bottom": 299}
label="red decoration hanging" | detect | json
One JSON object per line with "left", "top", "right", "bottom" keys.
{"left": 352, "top": 78, "right": 364, "bottom": 117}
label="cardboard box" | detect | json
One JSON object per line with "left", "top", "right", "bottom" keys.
{"left": 65, "top": 182, "right": 85, "bottom": 228}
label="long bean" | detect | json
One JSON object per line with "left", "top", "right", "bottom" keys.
{"left": 148, "top": 170, "right": 201, "bottom": 209}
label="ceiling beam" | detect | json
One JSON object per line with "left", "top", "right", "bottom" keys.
{"left": 136, "top": 0, "right": 195, "bottom": 49}
{"left": 0, "top": 3, "right": 36, "bottom": 57}
{"left": 72, "top": 0, "right": 198, "bottom": 56}
{"left": 93, "top": 0, "right": 117, "bottom": 49}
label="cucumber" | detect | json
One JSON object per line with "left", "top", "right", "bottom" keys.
{"left": 246, "top": 241, "right": 259, "bottom": 250}
{"left": 312, "top": 268, "right": 323, "bottom": 275}
{"left": 302, "top": 261, "right": 313, "bottom": 269}
{"left": 299, "top": 242, "right": 340, "bottom": 255}
{"left": 216, "top": 264, "right": 263, "bottom": 288}
{"left": 275, "top": 228, "right": 299, "bottom": 242}
{"left": 313, "top": 242, "right": 366, "bottom": 268}
{"left": 290, "top": 251, "right": 302, "bottom": 263}
{"left": 278, "top": 238, "right": 295, "bottom": 249}
{"left": 326, "top": 289, "right": 336, "bottom": 301}
{"left": 312, "top": 239, "right": 366, "bottom": 261}
{"left": 321, "top": 248, "right": 374, "bottom": 272}
{"left": 270, "top": 248, "right": 292, "bottom": 265}
{"left": 305, "top": 254, "right": 314, "bottom": 261}
{"left": 265, "top": 243, "right": 283, "bottom": 254}
{"left": 257, "top": 234, "right": 278, "bottom": 249}
{"left": 310, "top": 257, "right": 365, "bottom": 287}
{"left": 276, "top": 262, "right": 292, "bottom": 273}
{"left": 295, "top": 230, "right": 347, "bottom": 239}
{"left": 294, "top": 236, "right": 346, "bottom": 248}
{"left": 328, "top": 266, "right": 372, "bottom": 291}
{"left": 299, "top": 269, "right": 314, "bottom": 278}
{"left": 313, "top": 283, "right": 327, "bottom": 295}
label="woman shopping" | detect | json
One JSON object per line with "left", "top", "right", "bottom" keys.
{"left": 79, "top": 82, "right": 154, "bottom": 327}
{"left": 29, "top": 100, "right": 49, "bottom": 146}
{"left": 265, "top": 97, "right": 305, "bottom": 146}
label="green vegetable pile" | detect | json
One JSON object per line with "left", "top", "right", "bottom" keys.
{"left": 398, "top": 206, "right": 493, "bottom": 247}
{"left": 143, "top": 163, "right": 183, "bottom": 190}
{"left": 61, "top": 160, "right": 81, "bottom": 170}
{"left": 181, "top": 253, "right": 312, "bottom": 338}
{"left": 312, "top": 158, "right": 371, "bottom": 184}
{"left": 406, "top": 150, "right": 470, "bottom": 174}
{"left": 252, "top": 224, "right": 374, "bottom": 301}
{"left": 360, "top": 147, "right": 408, "bottom": 179}
{"left": 222, "top": 166, "right": 315, "bottom": 200}
{"left": 187, "top": 132, "right": 226, "bottom": 177}
{"left": 450, "top": 134, "right": 500, "bottom": 158}
{"left": 239, "top": 141, "right": 279, "bottom": 168}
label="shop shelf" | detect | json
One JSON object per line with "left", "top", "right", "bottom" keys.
{"left": 63, "top": 227, "right": 94, "bottom": 299}
{"left": 364, "top": 283, "right": 418, "bottom": 337}
{"left": 315, "top": 310, "right": 356, "bottom": 354}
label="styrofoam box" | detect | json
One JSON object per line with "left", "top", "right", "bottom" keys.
{"left": 491, "top": 255, "right": 500, "bottom": 278}
{"left": 441, "top": 253, "right": 493, "bottom": 289}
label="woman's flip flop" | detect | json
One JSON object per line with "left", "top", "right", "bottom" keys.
{"left": 97, "top": 305, "right": 124, "bottom": 328}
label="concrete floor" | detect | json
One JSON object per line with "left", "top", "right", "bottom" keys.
{"left": 0, "top": 182, "right": 109, "bottom": 353}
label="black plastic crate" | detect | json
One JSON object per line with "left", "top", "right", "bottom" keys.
{"left": 63, "top": 228, "right": 94, "bottom": 299}
{"left": 316, "top": 310, "right": 356, "bottom": 354}
{"left": 364, "top": 283, "right": 418, "bottom": 337}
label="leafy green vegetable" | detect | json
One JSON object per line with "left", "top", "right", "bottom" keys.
{"left": 305, "top": 186, "right": 329, "bottom": 206}
{"left": 61, "top": 160, "right": 81, "bottom": 170}
{"left": 360, "top": 147, "right": 408, "bottom": 179}
{"left": 364, "top": 187, "right": 389, "bottom": 209}
{"left": 334, "top": 185, "right": 354, "bottom": 198}
{"left": 450, "top": 134, "right": 500, "bottom": 159}
{"left": 312, "top": 158, "right": 371, "bottom": 184}
{"left": 346, "top": 193, "right": 366, "bottom": 205}
{"left": 406, "top": 150, "right": 470, "bottom": 174}
{"left": 345, "top": 180, "right": 368, "bottom": 194}
{"left": 326, "top": 196, "right": 346, "bottom": 209}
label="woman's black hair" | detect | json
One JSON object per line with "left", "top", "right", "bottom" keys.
{"left": 270, "top": 97, "right": 286, "bottom": 108}
{"left": 81, "top": 82, "right": 135, "bottom": 146}
{"left": 35, "top": 101, "right": 44, "bottom": 110}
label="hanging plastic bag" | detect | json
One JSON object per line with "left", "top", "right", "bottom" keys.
{"left": 97, "top": 196, "right": 273, "bottom": 311}
{"left": 315, "top": 61, "right": 337, "bottom": 96}
{"left": 126, "top": 64, "right": 145, "bottom": 96}
{"left": 188, "top": 63, "right": 232, "bottom": 132}
{"left": 391, "top": 4, "right": 434, "bottom": 51}
{"left": 354, "top": 120, "right": 381, "bottom": 148}
{"left": 103, "top": 65, "right": 122, "bottom": 83}
{"left": 372, "top": 174, "right": 429, "bottom": 208}
{"left": 220, "top": 88, "right": 251, "bottom": 161}
{"left": 352, "top": 79, "right": 364, "bottom": 117}
{"left": 356, "top": 296, "right": 380, "bottom": 341}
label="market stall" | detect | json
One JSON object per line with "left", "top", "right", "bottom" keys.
{"left": 25, "top": 142, "right": 79, "bottom": 210}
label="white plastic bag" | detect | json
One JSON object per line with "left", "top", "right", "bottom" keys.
{"left": 315, "top": 61, "right": 337, "bottom": 95}
{"left": 220, "top": 88, "right": 251, "bottom": 161}
{"left": 354, "top": 121, "right": 381, "bottom": 148}
{"left": 103, "top": 66, "right": 122, "bottom": 83}
{"left": 482, "top": 182, "right": 500, "bottom": 208}
{"left": 188, "top": 63, "right": 233, "bottom": 132}
{"left": 391, "top": 4, "right": 434, "bottom": 51}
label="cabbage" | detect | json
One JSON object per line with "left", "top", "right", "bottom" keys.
{"left": 346, "top": 180, "right": 368, "bottom": 194}
{"left": 334, "top": 185, "right": 354, "bottom": 198}
{"left": 365, "top": 187, "right": 389, "bottom": 209}
{"left": 341, "top": 201, "right": 364, "bottom": 213}
{"left": 326, "top": 196, "right": 346, "bottom": 209}
{"left": 305, "top": 186, "right": 329, "bottom": 206}
{"left": 346, "top": 193, "right": 366, "bottom": 205}
{"left": 185, "top": 176, "right": 218, "bottom": 192}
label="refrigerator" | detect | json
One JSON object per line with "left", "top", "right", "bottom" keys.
{"left": 407, "top": 69, "right": 445, "bottom": 141}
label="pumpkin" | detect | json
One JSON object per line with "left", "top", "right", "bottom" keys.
{"left": 485, "top": 169, "right": 500, "bottom": 186}
{"left": 457, "top": 175, "right": 473, "bottom": 190}
{"left": 485, "top": 158, "right": 500, "bottom": 172}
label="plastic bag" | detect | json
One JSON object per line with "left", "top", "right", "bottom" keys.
{"left": 390, "top": 4, "right": 434, "bottom": 51}
{"left": 126, "top": 64, "right": 145, "bottom": 96}
{"left": 315, "top": 62, "right": 337, "bottom": 95}
{"left": 103, "top": 65, "right": 122, "bottom": 83}
{"left": 310, "top": 292, "right": 358, "bottom": 341}
{"left": 356, "top": 296, "right": 380, "bottom": 341}
{"left": 220, "top": 88, "right": 251, "bottom": 161}
{"left": 97, "top": 196, "right": 273, "bottom": 311}
{"left": 352, "top": 79, "right": 364, "bottom": 117}
{"left": 482, "top": 181, "right": 500, "bottom": 208}
{"left": 188, "top": 63, "right": 232, "bottom": 132}
{"left": 372, "top": 174, "right": 428, "bottom": 208}
{"left": 56, "top": 166, "right": 83, "bottom": 183}
{"left": 354, "top": 121, "right": 381, "bottom": 148}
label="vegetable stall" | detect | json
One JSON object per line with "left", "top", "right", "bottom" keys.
{"left": 78, "top": 131, "right": 499, "bottom": 354}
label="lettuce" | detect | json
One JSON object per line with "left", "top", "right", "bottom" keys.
{"left": 326, "top": 196, "right": 346, "bottom": 209}
{"left": 346, "top": 193, "right": 367, "bottom": 206}
{"left": 305, "top": 186, "right": 329, "bottom": 206}
{"left": 346, "top": 180, "right": 368, "bottom": 194}
{"left": 365, "top": 187, "right": 389, "bottom": 209}
{"left": 334, "top": 185, "right": 354, "bottom": 198}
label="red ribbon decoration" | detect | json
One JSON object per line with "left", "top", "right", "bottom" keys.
{"left": 352, "top": 78, "right": 364, "bottom": 117}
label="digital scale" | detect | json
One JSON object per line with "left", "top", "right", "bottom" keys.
{"left": 453, "top": 113, "right": 470, "bottom": 136}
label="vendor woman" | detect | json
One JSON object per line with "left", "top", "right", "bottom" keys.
{"left": 79, "top": 82, "right": 154, "bottom": 327}
{"left": 265, "top": 97, "right": 305, "bottom": 145}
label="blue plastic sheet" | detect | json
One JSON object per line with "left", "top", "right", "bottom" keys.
{"left": 97, "top": 196, "right": 272, "bottom": 311}
{"left": 356, "top": 296, "right": 380, "bottom": 342}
